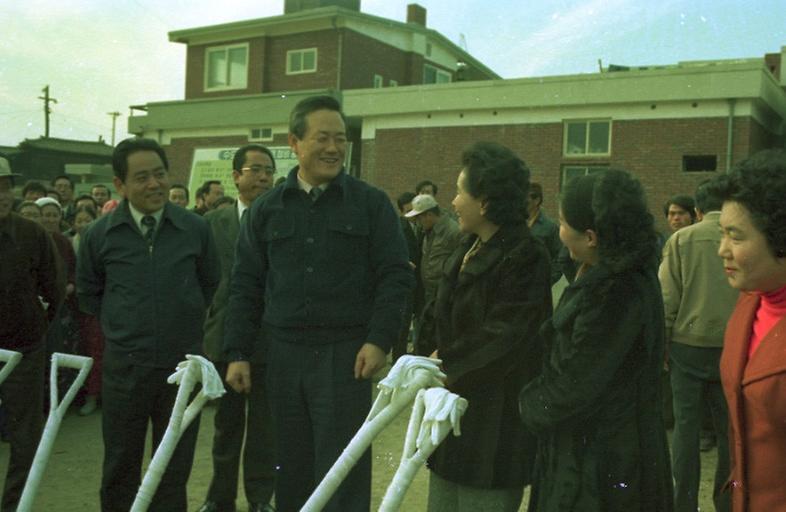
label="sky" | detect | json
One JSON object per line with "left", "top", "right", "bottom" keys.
{"left": 1, "top": 0, "right": 784, "bottom": 147}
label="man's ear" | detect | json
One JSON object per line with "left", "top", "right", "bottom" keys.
{"left": 112, "top": 176, "right": 126, "bottom": 198}
{"left": 288, "top": 133, "right": 299, "bottom": 155}
{"left": 586, "top": 229, "right": 599, "bottom": 248}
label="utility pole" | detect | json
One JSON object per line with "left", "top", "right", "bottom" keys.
{"left": 107, "top": 111, "right": 121, "bottom": 146}
{"left": 38, "top": 85, "right": 58, "bottom": 138}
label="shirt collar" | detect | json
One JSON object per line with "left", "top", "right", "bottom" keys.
{"left": 237, "top": 198, "right": 249, "bottom": 222}
{"left": 128, "top": 202, "right": 164, "bottom": 232}
{"left": 296, "top": 173, "right": 329, "bottom": 195}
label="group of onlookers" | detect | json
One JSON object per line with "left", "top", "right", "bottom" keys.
{"left": 2, "top": 93, "right": 786, "bottom": 512}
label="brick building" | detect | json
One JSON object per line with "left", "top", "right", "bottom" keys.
{"left": 128, "top": 1, "right": 786, "bottom": 231}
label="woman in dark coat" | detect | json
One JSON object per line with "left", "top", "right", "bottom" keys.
{"left": 427, "top": 142, "right": 553, "bottom": 512}
{"left": 519, "top": 169, "right": 673, "bottom": 512}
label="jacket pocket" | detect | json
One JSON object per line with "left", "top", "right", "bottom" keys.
{"left": 327, "top": 213, "right": 369, "bottom": 264}
{"left": 262, "top": 214, "right": 297, "bottom": 266}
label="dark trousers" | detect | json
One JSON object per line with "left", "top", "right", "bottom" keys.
{"left": 0, "top": 344, "right": 45, "bottom": 512}
{"left": 670, "top": 343, "right": 730, "bottom": 512}
{"left": 206, "top": 362, "right": 276, "bottom": 508}
{"left": 266, "top": 337, "right": 371, "bottom": 512}
{"left": 100, "top": 359, "right": 200, "bottom": 512}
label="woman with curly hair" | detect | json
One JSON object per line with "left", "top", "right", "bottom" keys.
{"left": 519, "top": 169, "right": 673, "bottom": 511}
{"left": 427, "top": 142, "right": 552, "bottom": 512}
{"left": 717, "top": 149, "right": 786, "bottom": 512}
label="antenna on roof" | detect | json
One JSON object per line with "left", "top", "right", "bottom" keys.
{"left": 459, "top": 33, "right": 468, "bottom": 52}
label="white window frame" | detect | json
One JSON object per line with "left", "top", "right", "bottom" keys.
{"left": 563, "top": 119, "right": 612, "bottom": 157}
{"left": 249, "top": 127, "right": 274, "bottom": 142}
{"left": 204, "top": 43, "right": 249, "bottom": 92}
{"left": 423, "top": 64, "right": 451, "bottom": 84}
{"left": 373, "top": 74, "right": 384, "bottom": 88}
{"left": 286, "top": 48, "right": 318, "bottom": 75}
{"left": 560, "top": 165, "right": 608, "bottom": 190}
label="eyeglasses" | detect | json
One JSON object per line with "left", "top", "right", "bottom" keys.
{"left": 241, "top": 165, "right": 275, "bottom": 174}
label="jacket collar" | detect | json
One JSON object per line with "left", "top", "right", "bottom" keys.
{"left": 455, "top": 223, "right": 528, "bottom": 281}
{"left": 107, "top": 200, "right": 188, "bottom": 233}
{"left": 268, "top": 166, "right": 349, "bottom": 209}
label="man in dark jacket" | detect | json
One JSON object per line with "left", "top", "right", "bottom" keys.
{"left": 77, "top": 138, "right": 220, "bottom": 512}
{"left": 527, "top": 182, "right": 564, "bottom": 285}
{"left": 198, "top": 144, "right": 277, "bottom": 512}
{"left": 0, "top": 156, "right": 65, "bottom": 511}
{"left": 223, "top": 96, "right": 412, "bottom": 512}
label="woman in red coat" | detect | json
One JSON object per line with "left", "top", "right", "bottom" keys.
{"left": 718, "top": 149, "right": 786, "bottom": 512}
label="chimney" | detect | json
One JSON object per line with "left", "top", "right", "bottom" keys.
{"left": 406, "top": 3, "right": 426, "bottom": 27}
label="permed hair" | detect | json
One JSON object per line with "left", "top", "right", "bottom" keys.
{"left": 718, "top": 149, "right": 786, "bottom": 257}
{"left": 460, "top": 141, "right": 530, "bottom": 227}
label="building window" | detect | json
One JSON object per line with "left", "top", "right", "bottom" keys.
{"left": 286, "top": 48, "right": 317, "bottom": 75}
{"left": 249, "top": 127, "right": 273, "bottom": 141}
{"left": 373, "top": 74, "right": 384, "bottom": 88}
{"left": 561, "top": 165, "right": 608, "bottom": 190}
{"left": 205, "top": 44, "right": 248, "bottom": 91}
{"left": 683, "top": 155, "right": 717, "bottom": 172}
{"left": 563, "top": 120, "right": 611, "bottom": 156}
{"left": 389, "top": 79, "right": 398, "bottom": 87}
{"left": 424, "top": 64, "right": 451, "bottom": 84}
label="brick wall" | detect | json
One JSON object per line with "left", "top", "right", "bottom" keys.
{"left": 363, "top": 116, "right": 774, "bottom": 233}
{"left": 265, "top": 30, "right": 340, "bottom": 92}
{"left": 185, "top": 37, "right": 267, "bottom": 99}
{"left": 340, "top": 30, "right": 411, "bottom": 88}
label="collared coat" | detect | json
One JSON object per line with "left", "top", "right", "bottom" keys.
{"left": 519, "top": 262, "right": 673, "bottom": 512}
{"left": 428, "top": 224, "right": 552, "bottom": 488}
{"left": 720, "top": 292, "right": 786, "bottom": 512}
{"left": 203, "top": 201, "right": 265, "bottom": 363}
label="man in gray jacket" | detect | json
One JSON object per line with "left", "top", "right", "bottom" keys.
{"left": 658, "top": 177, "right": 737, "bottom": 512}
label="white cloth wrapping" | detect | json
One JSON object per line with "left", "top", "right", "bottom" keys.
{"left": 416, "top": 387, "right": 468, "bottom": 448}
{"left": 166, "top": 354, "right": 225, "bottom": 400}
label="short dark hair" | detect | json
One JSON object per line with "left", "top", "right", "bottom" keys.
{"left": 73, "top": 203, "right": 97, "bottom": 220}
{"left": 397, "top": 191, "right": 416, "bottom": 212}
{"left": 694, "top": 177, "right": 726, "bottom": 214}
{"left": 170, "top": 184, "right": 189, "bottom": 201}
{"left": 51, "top": 175, "right": 73, "bottom": 189}
{"left": 460, "top": 141, "right": 530, "bottom": 227}
{"left": 16, "top": 200, "right": 40, "bottom": 213}
{"left": 232, "top": 144, "right": 276, "bottom": 173}
{"left": 663, "top": 194, "right": 696, "bottom": 220}
{"left": 91, "top": 183, "right": 111, "bottom": 197}
{"left": 415, "top": 180, "right": 438, "bottom": 196}
{"left": 75, "top": 194, "right": 98, "bottom": 209}
{"left": 561, "top": 169, "right": 658, "bottom": 273}
{"left": 201, "top": 180, "right": 222, "bottom": 194}
{"left": 289, "top": 95, "right": 346, "bottom": 139}
{"left": 22, "top": 181, "right": 47, "bottom": 197}
{"left": 112, "top": 137, "right": 169, "bottom": 182}
{"left": 718, "top": 149, "right": 786, "bottom": 257}
{"left": 46, "top": 189, "right": 62, "bottom": 202}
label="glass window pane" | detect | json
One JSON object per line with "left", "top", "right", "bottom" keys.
{"left": 566, "top": 123, "right": 587, "bottom": 154}
{"left": 302, "top": 50, "right": 315, "bottom": 71}
{"left": 436, "top": 71, "right": 451, "bottom": 83}
{"left": 207, "top": 50, "right": 226, "bottom": 88}
{"left": 424, "top": 65, "right": 436, "bottom": 84}
{"left": 289, "top": 52, "right": 301, "bottom": 72}
{"left": 228, "top": 47, "right": 247, "bottom": 87}
{"left": 588, "top": 122, "right": 610, "bottom": 154}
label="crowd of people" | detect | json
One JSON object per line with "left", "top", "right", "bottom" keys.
{"left": 1, "top": 94, "right": 786, "bottom": 512}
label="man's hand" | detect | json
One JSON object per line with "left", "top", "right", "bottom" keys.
{"left": 225, "top": 361, "right": 252, "bottom": 393}
{"left": 354, "top": 343, "right": 387, "bottom": 380}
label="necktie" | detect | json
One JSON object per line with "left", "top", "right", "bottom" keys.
{"left": 309, "top": 187, "right": 322, "bottom": 202}
{"left": 141, "top": 215, "right": 156, "bottom": 245}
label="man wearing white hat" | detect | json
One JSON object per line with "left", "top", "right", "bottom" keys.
{"left": 405, "top": 193, "right": 463, "bottom": 355}
{"left": 0, "top": 155, "right": 65, "bottom": 511}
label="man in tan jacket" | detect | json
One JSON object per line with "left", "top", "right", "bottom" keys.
{"left": 659, "top": 177, "right": 738, "bottom": 512}
{"left": 406, "top": 193, "right": 462, "bottom": 355}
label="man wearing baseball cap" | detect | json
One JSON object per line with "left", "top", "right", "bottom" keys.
{"left": 405, "top": 193, "right": 462, "bottom": 355}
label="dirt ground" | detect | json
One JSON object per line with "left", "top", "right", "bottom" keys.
{"left": 1, "top": 372, "right": 718, "bottom": 512}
